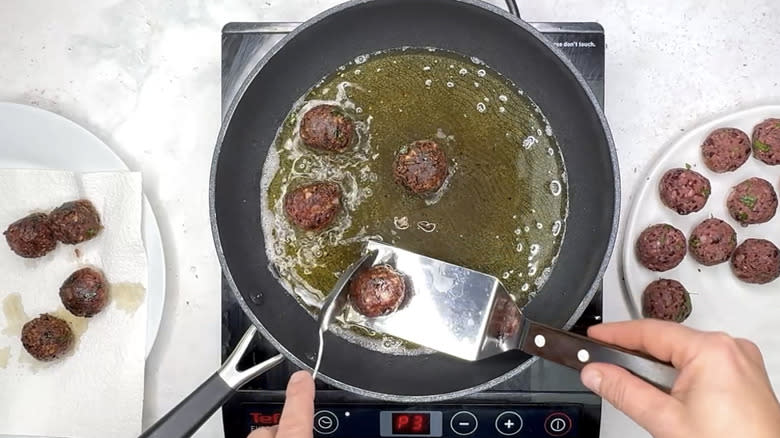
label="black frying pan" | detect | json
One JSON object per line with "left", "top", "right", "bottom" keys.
{"left": 141, "top": 0, "right": 618, "bottom": 436}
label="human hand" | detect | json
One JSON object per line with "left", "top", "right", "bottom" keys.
{"left": 248, "top": 371, "right": 315, "bottom": 438}
{"left": 580, "top": 319, "right": 780, "bottom": 438}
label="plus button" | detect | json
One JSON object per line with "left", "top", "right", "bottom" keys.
{"left": 495, "top": 412, "right": 523, "bottom": 436}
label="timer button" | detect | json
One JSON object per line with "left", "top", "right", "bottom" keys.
{"left": 450, "top": 411, "right": 478, "bottom": 435}
{"left": 314, "top": 410, "right": 339, "bottom": 435}
{"left": 495, "top": 411, "right": 523, "bottom": 436}
{"left": 544, "top": 412, "right": 572, "bottom": 436}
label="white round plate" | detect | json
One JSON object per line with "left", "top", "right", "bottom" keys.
{"left": 0, "top": 102, "right": 166, "bottom": 358}
{"left": 622, "top": 105, "right": 780, "bottom": 333}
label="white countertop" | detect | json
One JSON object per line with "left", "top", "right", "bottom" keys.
{"left": 1, "top": 1, "right": 779, "bottom": 437}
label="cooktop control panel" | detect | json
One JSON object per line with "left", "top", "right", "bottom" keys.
{"left": 241, "top": 403, "right": 582, "bottom": 437}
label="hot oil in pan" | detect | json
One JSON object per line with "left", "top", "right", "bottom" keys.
{"left": 261, "top": 48, "right": 568, "bottom": 353}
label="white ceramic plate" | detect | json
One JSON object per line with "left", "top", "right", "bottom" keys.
{"left": 0, "top": 102, "right": 165, "bottom": 358}
{"left": 622, "top": 105, "right": 780, "bottom": 333}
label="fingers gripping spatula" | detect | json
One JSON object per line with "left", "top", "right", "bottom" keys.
{"left": 318, "top": 240, "right": 678, "bottom": 391}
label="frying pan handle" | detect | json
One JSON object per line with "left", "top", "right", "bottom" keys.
{"left": 139, "top": 326, "right": 284, "bottom": 438}
{"left": 139, "top": 372, "right": 235, "bottom": 438}
{"left": 504, "top": 0, "right": 521, "bottom": 18}
{"left": 519, "top": 320, "right": 678, "bottom": 392}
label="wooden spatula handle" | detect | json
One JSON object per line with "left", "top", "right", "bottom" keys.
{"left": 519, "top": 319, "right": 678, "bottom": 392}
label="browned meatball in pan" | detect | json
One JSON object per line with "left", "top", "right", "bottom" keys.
{"left": 21, "top": 314, "right": 74, "bottom": 361}
{"left": 283, "top": 182, "right": 342, "bottom": 231}
{"left": 4, "top": 212, "right": 57, "bottom": 258}
{"left": 60, "top": 267, "right": 109, "bottom": 317}
{"left": 393, "top": 140, "right": 448, "bottom": 195}
{"left": 349, "top": 265, "right": 406, "bottom": 317}
{"left": 49, "top": 200, "right": 102, "bottom": 244}
{"left": 299, "top": 105, "right": 354, "bottom": 152}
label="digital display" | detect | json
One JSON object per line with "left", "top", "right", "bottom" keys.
{"left": 391, "top": 413, "right": 431, "bottom": 435}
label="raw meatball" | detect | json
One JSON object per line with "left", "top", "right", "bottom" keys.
{"left": 299, "top": 104, "right": 354, "bottom": 152}
{"left": 658, "top": 168, "right": 711, "bottom": 215}
{"left": 21, "top": 314, "right": 74, "bottom": 361}
{"left": 635, "top": 224, "right": 687, "bottom": 272}
{"left": 3, "top": 212, "right": 57, "bottom": 258}
{"left": 731, "top": 238, "right": 780, "bottom": 284}
{"left": 641, "top": 279, "right": 692, "bottom": 322}
{"left": 752, "top": 118, "right": 780, "bottom": 165}
{"left": 688, "top": 218, "right": 737, "bottom": 266}
{"left": 49, "top": 200, "right": 103, "bottom": 244}
{"left": 283, "top": 182, "right": 342, "bottom": 231}
{"left": 726, "top": 177, "right": 778, "bottom": 225}
{"left": 348, "top": 265, "right": 406, "bottom": 317}
{"left": 393, "top": 140, "right": 448, "bottom": 194}
{"left": 60, "top": 267, "right": 109, "bottom": 317}
{"left": 701, "top": 127, "right": 751, "bottom": 173}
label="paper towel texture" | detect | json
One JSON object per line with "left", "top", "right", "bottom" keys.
{"left": 0, "top": 170, "right": 147, "bottom": 438}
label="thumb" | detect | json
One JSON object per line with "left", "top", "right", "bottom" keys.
{"left": 276, "top": 371, "right": 316, "bottom": 438}
{"left": 581, "top": 363, "right": 682, "bottom": 436}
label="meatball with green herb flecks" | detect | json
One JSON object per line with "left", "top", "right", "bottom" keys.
{"left": 642, "top": 279, "right": 691, "bottom": 322}
{"left": 21, "top": 314, "right": 74, "bottom": 361}
{"left": 4, "top": 212, "right": 57, "bottom": 258}
{"left": 726, "top": 177, "right": 777, "bottom": 226}
{"left": 394, "top": 140, "right": 449, "bottom": 195}
{"left": 731, "top": 239, "right": 780, "bottom": 285}
{"left": 689, "top": 218, "right": 737, "bottom": 266}
{"left": 701, "top": 127, "right": 751, "bottom": 173}
{"left": 636, "top": 224, "right": 687, "bottom": 272}
{"left": 658, "top": 168, "right": 711, "bottom": 215}
{"left": 752, "top": 118, "right": 780, "bottom": 165}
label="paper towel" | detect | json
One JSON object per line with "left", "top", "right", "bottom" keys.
{"left": 0, "top": 170, "right": 147, "bottom": 438}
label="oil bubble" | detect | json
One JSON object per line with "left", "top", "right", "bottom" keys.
{"left": 521, "top": 283, "right": 530, "bottom": 292}
{"left": 423, "top": 66, "right": 431, "bottom": 71}
{"left": 545, "top": 124, "right": 553, "bottom": 136}
{"left": 394, "top": 216, "right": 410, "bottom": 230}
{"left": 354, "top": 55, "right": 368, "bottom": 64}
{"left": 425, "top": 79, "right": 433, "bottom": 87}
{"left": 552, "top": 220, "right": 562, "bottom": 236}
{"left": 483, "top": 97, "right": 490, "bottom": 102}
{"left": 536, "top": 222, "right": 543, "bottom": 230}
{"left": 523, "top": 225, "right": 530, "bottom": 233}
{"left": 446, "top": 82, "right": 455, "bottom": 88}
{"left": 499, "top": 107, "right": 506, "bottom": 113}
{"left": 547, "top": 147, "right": 554, "bottom": 156}
{"left": 473, "top": 82, "right": 480, "bottom": 88}
{"left": 356, "top": 107, "right": 363, "bottom": 114}
{"left": 499, "top": 95, "right": 508, "bottom": 102}
{"left": 470, "top": 56, "right": 483, "bottom": 64}
{"left": 477, "top": 69, "right": 486, "bottom": 77}
{"left": 354, "top": 69, "right": 361, "bottom": 75}
{"left": 476, "top": 102, "right": 486, "bottom": 113}
{"left": 516, "top": 242, "right": 524, "bottom": 252}
{"left": 502, "top": 272, "right": 511, "bottom": 280}
{"left": 459, "top": 68, "right": 468, "bottom": 75}
{"left": 528, "top": 264, "right": 538, "bottom": 276}
{"left": 550, "top": 180, "right": 562, "bottom": 196}
{"left": 522, "top": 136, "right": 538, "bottom": 149}
{"left": 417, "top": 221, "right": 437, "bottom": 233}
{"left": 514, "top": 228, "right": 522, "bottom": 235}
{"left": 529, "top": 244, "right": 541, "bottom": 258}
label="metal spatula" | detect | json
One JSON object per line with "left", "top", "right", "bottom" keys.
{"left": 332, "top": 240, "right": 678, "bottom": 391}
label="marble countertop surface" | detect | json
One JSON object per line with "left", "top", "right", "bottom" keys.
{"left": 1, "top": 0, "right": 778, "bottom": 437}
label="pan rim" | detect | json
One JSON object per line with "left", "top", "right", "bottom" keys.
{"left": 210, "top": 0, "right": 620, "bottom": 402}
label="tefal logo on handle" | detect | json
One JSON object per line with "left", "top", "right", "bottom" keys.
{"left": 250, "top": 412, "right": 282, "bottom": 426}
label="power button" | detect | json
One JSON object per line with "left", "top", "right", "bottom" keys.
{"left": 314, "top": 410, "right": 339, "bottom": 435}
{"left": 544, "top": 412, "right": 572, "bottom": 436}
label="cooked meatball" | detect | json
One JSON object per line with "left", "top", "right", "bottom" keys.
{"left": 49, "top": 200, "right": 102, "bottom": 244}
{"left": 635, "top": 224, "right": 687, "bottom": 272}
{"left": 731, "top": 238, "right": 780, "bottom": 284}
{"left": 299, "top": 104, "right": 354, "bottom": 152}
{"left": 283, "top": 182, "right": 342, "bottom": 231}
{"left": 752, "top": 118, "right": 780, "bottom": 165}
{"left": 641, "top": 279, "right": 691, "bottom": 322}
{"left": 726, "top": 177, "right": 778, "bottom": 225}
{"left": 349, "top": 265, "right": 406, "bottom": 317}
{"left": 393, "top": 140, "right": 448, "bottom": 194}
{"left": 688, "top": 218, "right": 737, "bottom": 266}
{"left": 21, "top": 314, "right": 74, "bottom": 361}
{"left": 658, "top": 168, "right": 711, "bottom": 215}
{"left": 701, "top": 127, "right": 751, "bottom": 173}
{"left": 60, "top": 267, "right": 109, "bottom": 317}
{"left": 3, "top": 212, "right": 57, "bottom": 258}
